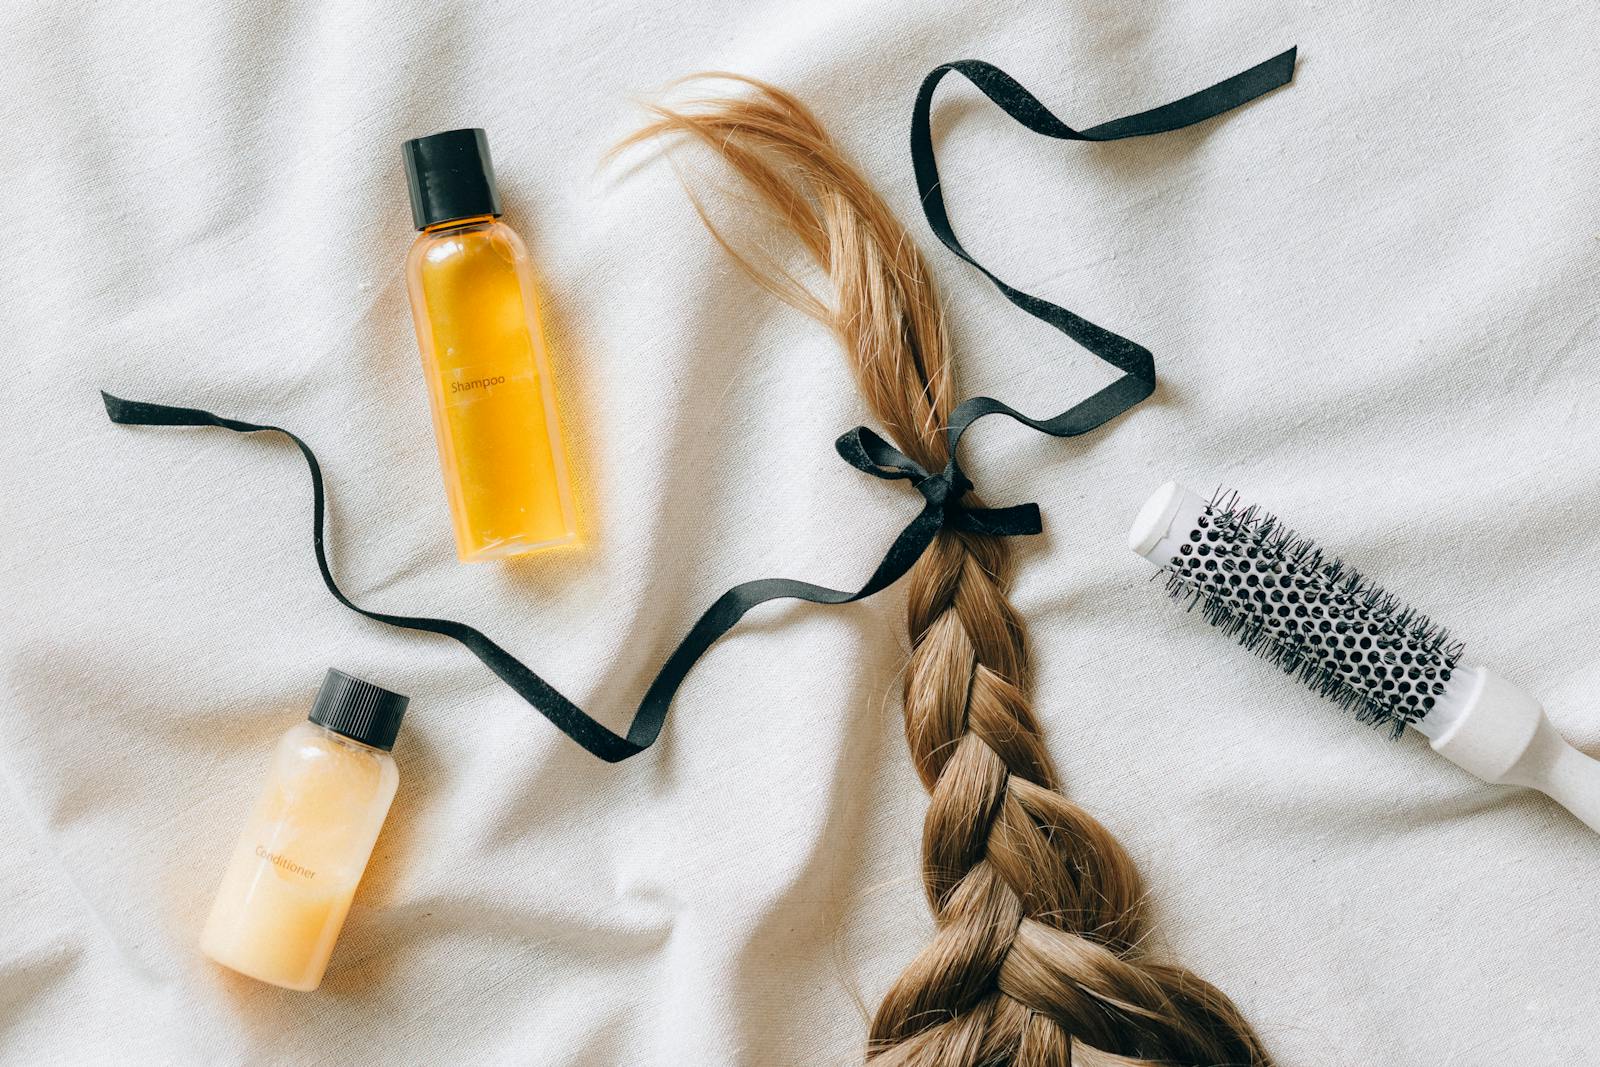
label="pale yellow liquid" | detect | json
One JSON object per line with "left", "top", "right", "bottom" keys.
{"left": 406, "top": 216, "right": 577, "bottom": 562}
{"left": 200, "top": 723, "right": 398, "bottom": 991}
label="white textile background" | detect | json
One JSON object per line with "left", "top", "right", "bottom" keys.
{"left": 2, "top": 1, "right": 1597, "bottom": 1064}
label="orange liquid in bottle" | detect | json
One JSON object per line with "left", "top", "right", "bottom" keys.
{"left": 405, "top": 216, "right": 576, "bottom": 561}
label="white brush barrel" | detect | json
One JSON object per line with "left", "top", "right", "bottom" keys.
{"left": 1128, "top": 481, "right": 1209, "bottom": 567}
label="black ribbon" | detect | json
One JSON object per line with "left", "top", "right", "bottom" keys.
{"left": 912, "top": 47, "right": 1297, "bottom": 424}
{"left": 100, "top": 48, "right": 1294, "bottom": 762}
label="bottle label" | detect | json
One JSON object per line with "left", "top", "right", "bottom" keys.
{"left": 450, "top": 375, "right": 506, "bottom": 394}
{"left": 255, "top": 844, "right": 317, "bottom": 880}
{"left": 445, "top": 364, "right": 533, "bottom": 403}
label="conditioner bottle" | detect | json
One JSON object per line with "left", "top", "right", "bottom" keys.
{"left": 199, "top": 670, "right": 406, "bottom": 991}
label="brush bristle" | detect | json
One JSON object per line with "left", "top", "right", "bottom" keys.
{"left": 1160, "top": 490, "right": 1464, "bottom": 737}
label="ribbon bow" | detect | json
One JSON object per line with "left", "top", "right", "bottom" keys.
{"left": 100, "top": 48, "right": 1295, "bottom": 762}
{"left": 835, "top": 425, "right": 1041, "bottom": 537}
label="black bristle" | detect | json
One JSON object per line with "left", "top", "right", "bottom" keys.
{"left": 1160, "top": 490, "right": 1464, "bottom": 737}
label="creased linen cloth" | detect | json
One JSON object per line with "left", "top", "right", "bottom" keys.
{"left": 2, "top": 1, "right": 1597, "bottom": 1064}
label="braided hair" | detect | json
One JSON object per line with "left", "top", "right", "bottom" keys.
{"left": 627, "top": 74, "right": 1272, "bottom": 1067}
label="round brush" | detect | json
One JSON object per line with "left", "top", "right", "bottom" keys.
{"left": 1129, "top": 482, "right": 1600, "bottom": 834}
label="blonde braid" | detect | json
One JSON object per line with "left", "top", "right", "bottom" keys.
{"left": 626, "top": 75, "right": 1272, "bottom": 1067}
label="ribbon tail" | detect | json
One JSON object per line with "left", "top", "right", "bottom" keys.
{"left": 102, "top": 393, "right": 955, "bottom": 762}
{"left": 910, "top": 48, "right": 1297, "bottom": 452}
{"left": 1082, "top": 47, "right": 1297, "bottom": 140}
{"left": 630, "top": 496, "right": 949, "bottom": 749}
{"left": 103, "top": 391, "right": 644, "bottom": 761}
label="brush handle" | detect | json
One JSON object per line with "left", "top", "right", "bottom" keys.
{"left": 1426, "top": 668, "right": 1600, "bottom": 835}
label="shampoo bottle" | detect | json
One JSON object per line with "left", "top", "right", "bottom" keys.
{"left": 199, "top": 670, "right": 406, "bottom": 991}
{"left": 402, "top": 128, "right": 577, "bottom": 562}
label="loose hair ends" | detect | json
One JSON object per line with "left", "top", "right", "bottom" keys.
{"left": 628, "top": 76, "right": 1272, "bottom": 1067}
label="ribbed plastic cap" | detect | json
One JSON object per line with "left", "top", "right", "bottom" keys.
{"left": 308, "top": 669, "right": 408, "bottom": 751}
{"left": 401, "top": 128, "right": 502, "bottom": 230}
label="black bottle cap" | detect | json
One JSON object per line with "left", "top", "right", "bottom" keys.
{"left": 401, "top": 128, "right": 503, "bottom": 230}
{"left": 308, "top": 669, "right": 408, "bottom": 751}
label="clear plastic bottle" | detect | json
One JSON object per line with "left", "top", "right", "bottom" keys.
{"left": 199, "top": 670, "right": 406, "bottom": 991}
{"left": 402, "top": 128, "right": 577, "bottom": 562}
